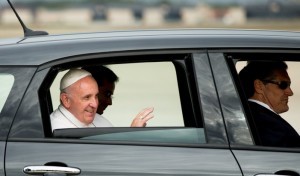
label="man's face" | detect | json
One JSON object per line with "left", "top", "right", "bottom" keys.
{"left": 62, "top": 76, "right": 99, "bottom": 124}
{"left": 261, "top": 69, "right": 294, "bottom": 114}
{"left": 97, "top": 80, "right": 115, "bottom": 115}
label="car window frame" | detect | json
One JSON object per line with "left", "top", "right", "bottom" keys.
{"left": 45, "top": 53, "right": 203, "bottom": 145}
{"left": 224, "top": 50, "right": 300, "bottom": 151}
{"left": 8, "top": 52, "right": 210, "bottom": 145}
{"left": 48, "top": 53, "right": 198, "bottom": 126}
{"left": 7, "top": 50, "right": 233, "bottom": 148}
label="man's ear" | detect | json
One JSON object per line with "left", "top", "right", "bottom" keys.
{"left": 60, "top": 93, "right": 71, "bottom": 108}
{"left": 254, "top": 79, "right": 264, "bottom": 94}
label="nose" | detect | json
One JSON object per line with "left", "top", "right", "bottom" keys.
{"left": 285, "top": 86, "right": 294, "bottom": 96}
{"left": 90, "top": 97, "right": 99, "bottom": 108}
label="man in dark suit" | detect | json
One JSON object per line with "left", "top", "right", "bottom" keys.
{"left": 239, "top": 61, "right": 300, "bottom": 147}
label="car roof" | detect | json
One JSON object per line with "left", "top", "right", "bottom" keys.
{"left": 1, "top": 28, "right": 300, "bottom": 66}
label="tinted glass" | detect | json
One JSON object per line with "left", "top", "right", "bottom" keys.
{"left": 9, "top": 68, "right": 49, "bottom": 138}
{"left": 0, "top": 67, "right": 36, "bottom": 139}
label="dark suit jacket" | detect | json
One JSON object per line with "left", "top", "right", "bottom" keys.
{"left": 248, "top": 101, "right": 300, "bottom": 147}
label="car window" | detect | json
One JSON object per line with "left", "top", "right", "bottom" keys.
{"left": 49, "top": 60, "right": 207, "bottom": 144}
{"left": 229, "top": 53, "right": 300, "bottom": 147}
{"left": 50, "top": 62, "right": 184, "bottom": 127}
{"left": 0, "top": 74, "right": 14, "bottom": 113}
{"left": 0, "top": 67, "right": 37, "bottom": 139}
{"left": 236, "top": 60, "right": 300, "bottom": 134}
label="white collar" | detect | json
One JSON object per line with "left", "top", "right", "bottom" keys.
{"left": 58, "top": 105, "right": 95, "bottom": 128}
{"left": 248, "top": 99, "right": 277, "bottom": 114}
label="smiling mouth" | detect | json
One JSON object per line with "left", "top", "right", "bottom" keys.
{"left": 86, "top": 109, "right": 95, "bottom": 114}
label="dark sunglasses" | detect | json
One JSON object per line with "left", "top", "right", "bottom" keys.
{"left": 262, "top": 80, "right": 291, "bottom": 90}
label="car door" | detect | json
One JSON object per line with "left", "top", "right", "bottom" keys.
{"left": 4, "top": 51, "right": 243, "bottom": 176}
{"left": 208, "top": 51, "right": 300, "bottom": 176}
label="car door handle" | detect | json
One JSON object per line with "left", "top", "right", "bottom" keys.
{"left": 255, "top": 170, "right": 300, "bottom": 176}
{"left": 23, "top": 166, "right": 81, "bottom": 175}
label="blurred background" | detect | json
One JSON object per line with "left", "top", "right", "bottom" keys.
{"left": 1, "top": 0, "right": 300, "bottom": 38}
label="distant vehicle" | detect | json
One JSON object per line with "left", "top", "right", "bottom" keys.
{"left": 197, "top": 0, "right": 300, "bottom": 18}
{"left": 242, "top": 0, "right": 300, "bottom": 18}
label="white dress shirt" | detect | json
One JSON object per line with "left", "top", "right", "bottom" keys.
{"left": 248, "top": 99, "right": 277, "bottom": 114}
{"left": 50, "top": 105, "right": 113, "bottom": 131}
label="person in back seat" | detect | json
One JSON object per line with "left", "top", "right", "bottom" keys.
{"left": 239, "top": 61, "right": 300, "bottom": 147}
{"left": 82, "top": 65, "right": 154, "bottom": 127}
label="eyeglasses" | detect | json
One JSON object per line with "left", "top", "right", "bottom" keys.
{"left": 262, "top": 80, "right": 291, "bottom": 90}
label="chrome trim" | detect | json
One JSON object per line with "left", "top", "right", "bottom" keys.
{"left": 23, "top": 166, "right": 81, "bottom": 175}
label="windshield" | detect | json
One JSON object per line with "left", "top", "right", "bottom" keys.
{"left": 2, "top": 0, "right": 300, "bottom": 38}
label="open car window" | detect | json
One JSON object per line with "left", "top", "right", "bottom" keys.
{"left": 229, "top": 53, "right": 300, "bottom": 147}
{"left": 50, "top": 62, "right": 184, "bottom": 127}
{"left": 236, "top": 60, "right": 300, "bottom": 134}
{"left": 49, "top": 59, "right": 208, "bottom": 145}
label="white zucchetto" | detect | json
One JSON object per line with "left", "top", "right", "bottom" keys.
{"left": 60, "top": 69, "right": 91, "bottom": 90}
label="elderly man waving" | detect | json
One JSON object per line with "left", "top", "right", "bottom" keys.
{"left": 51, "top": 68, "right": 154, "bottom": 131}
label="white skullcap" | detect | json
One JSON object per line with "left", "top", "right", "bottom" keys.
{"left": 60, "top": 69, "right": 91, "bottom": 90}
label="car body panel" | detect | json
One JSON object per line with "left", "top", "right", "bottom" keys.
{"left": 232, "top": 149, "right": 300, "bottom": 176}
{"left": 5, "top": 142, "right": 242, "bottom": 176}
{"left": 0, "top": 38, "right": 21, "bottom": 46}
{"left": 1, "top": 29, "right": 300, "bottom": 66}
